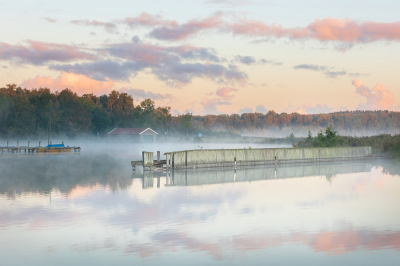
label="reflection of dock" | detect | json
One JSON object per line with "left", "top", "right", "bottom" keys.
{"left": 132, "top": 161, "right": 373, "bottom": 188}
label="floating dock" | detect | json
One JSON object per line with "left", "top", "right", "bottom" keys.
{"left": 132, "top": 147, "right": 379, "bottom": 171}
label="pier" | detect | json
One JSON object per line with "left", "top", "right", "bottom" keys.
{"left": 0, "top": 141, "right": 81, "bottom": 153}
{"left": 132, "top": 147, "right": 376, "bottom": 171}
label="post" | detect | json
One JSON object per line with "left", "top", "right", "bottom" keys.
{"left": 157, "top": 151, "right": 160, "bottom": 162}
{"left": 17, "top": 141, "right": 19, "bottom": 148}
{"left": 50, "top": 141, "right": 52, "bottom": 145}
{"left": 48, "top": 100, "right": 52, "bottom": 145}
{"left": 39, "top": 141, "right": 41, "bottom": 147}
{"left": 7, "top": 141, "right": 9, "bottom": 147}
{"left": 62, "top": 141, "right": 64, "bottom": 145}
{"left": 28, "top": 141, "right": 30, "bottom": 148}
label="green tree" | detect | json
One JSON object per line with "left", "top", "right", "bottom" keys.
{"left": 180, "top": 113, "right": 192, "bottom": 136}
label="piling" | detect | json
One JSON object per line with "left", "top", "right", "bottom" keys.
{"left": 157, "top": 151, "right": 160, "bottom": 162}
{"left": 39, "top": 141, "right": 41, "bottom": 147}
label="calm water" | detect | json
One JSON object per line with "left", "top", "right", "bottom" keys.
{"left": 1, "top": 147, "right": 400, "bottom": 265}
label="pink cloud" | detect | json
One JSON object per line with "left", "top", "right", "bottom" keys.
{"left": 352, "top": 79, "right": 396, "bottom": 110}
{"left": 216, "top": 87, "right": 238, "bottom": 98}
{"left": 293, "top": 103, "right": 334, "bottom": 114}
{"left": 149, "top": 14, "right": 224, "bottom": 41}
{"left": 70, "top": 20, "right": 117, "bottom": 33}
{"left": 201, "top": 97, "right": 231, "bottom": 114}
{"left": 229, "top": 17, "right": 400, "bottom": 44}
{"left": 0, "top": 40, "right": 97, "bottom": 65}
{"left": 123, "top": 12, "right": 177, "bottom": 28}
{"left": 20, "top": 72, "right": 114, "bottom": 96}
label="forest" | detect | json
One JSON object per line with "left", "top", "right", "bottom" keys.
{"left": 1, "top": 84, "right": 400, "bottom": 139}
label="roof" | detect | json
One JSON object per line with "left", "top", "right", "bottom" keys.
{"left": 108, "top": 128, "right": 158, "bottom": 135}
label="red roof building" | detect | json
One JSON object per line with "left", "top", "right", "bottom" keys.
{"left": 108, "top": 128, "right": 158, "bottom": 142}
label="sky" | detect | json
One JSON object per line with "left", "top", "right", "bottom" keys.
{"left": 1, "top": 0, "right": 400, "bottom": 115}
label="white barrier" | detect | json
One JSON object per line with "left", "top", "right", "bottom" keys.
{"left": 169, "top": 147, "right": 372, "bottom": 169}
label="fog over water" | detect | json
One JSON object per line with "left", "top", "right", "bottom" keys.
{"left": 1, "top": 142, "right": 400, "bottom": 265}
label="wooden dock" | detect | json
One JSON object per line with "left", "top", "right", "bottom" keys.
{"left": 0, "top": 141, "right": 80, "bottom": 153}
{"left": 0, "top": 146, "right": 81, "bottom": 153}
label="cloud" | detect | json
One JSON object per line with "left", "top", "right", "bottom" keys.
{"left": 20, "top": 72, "right": 114, "bottom": 95}
{"left": 49, "top": 60, "right": 143, "bottom": 81}
{"left": 234, "top": 55, "right": 256, "bottom": 65}
{"left": 294, "top": 64, "right": 358, "bottom": 78}
{"left": 122, "top": 12, "right": 177, "bottom": 28}
{"left": 255, "top": 105, "right": 268, "bottom": 113}
{"left": 0, "top": 40, "right": 97, "bottom": 65}
{"left": 201, "top": 97, "right": 231, "bottom": 114}
{"left": 294, "top": 64, "right": 326, "bottom": 71}
{"left": 44, "top": 17, "right": 57, "bottom": 23}
{"left": 149, "top": 14, "right": 223, "bottom": 41}
{"left": 352, "top": 79, "right": 396, "bottom": 110}
{"left": 239, "top": 107, "right": 253, "bottom": 114}
{"left": 229, "top": 17, "right": 400, "bottom": 45}
{"left": 153, "top": 62, "right": 247, "bottom": 86}
{"left": 294, "top": 103, "right": 334, "bottom": 114}
{"left": 71, "top": 20, "right": 118, "bottom": 33}
{"left": 119, "top": 87, "right": 173, "bottom": 101}
{"left": 51, "top": 41, "right": 247, "bottom": 85}
{"left": 216, "top": 87, "right": 238, "bottom": 98}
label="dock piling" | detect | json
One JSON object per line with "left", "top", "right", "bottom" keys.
{"left": 157, "top": 151, "right": 160, "bottom": 162}
{"left": 39, "top": 141, "right": 41, "bottom": 147}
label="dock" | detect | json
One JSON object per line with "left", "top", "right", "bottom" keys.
{"left": 0, "top": 141, "right": 81, "bottom": 153}
{"left": 132, "top": 147, "right": 380, "bottom": 172}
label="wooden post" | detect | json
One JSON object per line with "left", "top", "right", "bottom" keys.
{"left": 7, "top": 141, "right": 9, "bottom": 147}
{"left": 28, "top": 141, "right": 30, "bottom": 148}
{"left": 157, "top": 151, "right": 160, "bottom": 162}
{"left": 17, "top": 141, "right": 19, "bottom": 148}
{"left": 39, "top": 141, "right": 41, "bottom": 147}
{"left": 50, "top": 141, "right": 52, "bottom": 145}
{"left": 62, "top": 141, "right": 64, "bottom": 145}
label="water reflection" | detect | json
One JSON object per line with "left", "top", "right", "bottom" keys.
{"left": 1, "top": 156, "right": 400, "bottom": 265}
{"left": 133, "top": 162, "right": 375, "bottom": 188}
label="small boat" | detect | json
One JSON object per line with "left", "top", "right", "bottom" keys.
{"left": 36, "top": 144, "right": 72, "bottom": 153}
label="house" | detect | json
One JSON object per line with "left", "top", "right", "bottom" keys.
{"left": 107, "top": 128, "right": 158, "bottom": 143}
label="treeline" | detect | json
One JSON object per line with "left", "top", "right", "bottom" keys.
{"left": 1, "top": 84, "right": 400, "bottom": 138}
{"left": 195, "top": 110, "right": 400, "bottom": 136}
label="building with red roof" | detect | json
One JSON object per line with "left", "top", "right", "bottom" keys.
{"left": 107, "top": 128, "right": 158, "bottom": 143}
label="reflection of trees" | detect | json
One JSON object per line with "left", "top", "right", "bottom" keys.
{"left": 0, "top": 154, "right": 132, "bottom": 198}
{"left": 374, "top": 160, "right": 400, "bottom": 176}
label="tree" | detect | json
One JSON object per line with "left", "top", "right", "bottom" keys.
{"left": 155, "top": 106, "right": 171, "bottom": 139}
{"left": 180, "top": 113, "right": 192, "bottom": 136}
{"left": 314, "top": 125, "right": 338, "bottom": 147}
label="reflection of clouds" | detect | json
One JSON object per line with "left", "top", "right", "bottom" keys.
{"left": 2, "top": 160, "right": 400, "bottom": 263}
{"left": 352, "top": 167, "right": 393, "bottom": 194}
{"left": 232, "top": 229, "right": 400, "bottom": 255}
{"left": 67, "top": 228, "right": 400, "bottom": 259}
{"left": 66, "top": 184, "right": 103, "bottom": 199}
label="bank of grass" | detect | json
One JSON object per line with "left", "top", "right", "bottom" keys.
{"left": 297, "top": 129, "right": 400, "bottom": 158}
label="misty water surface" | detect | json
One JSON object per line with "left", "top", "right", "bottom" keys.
{"left": 0, "top": 144, "right": 400, "bottom": 265}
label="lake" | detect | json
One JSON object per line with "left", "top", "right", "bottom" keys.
{"left": 1, "top": 143, "right": 399, "bottom": 265}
